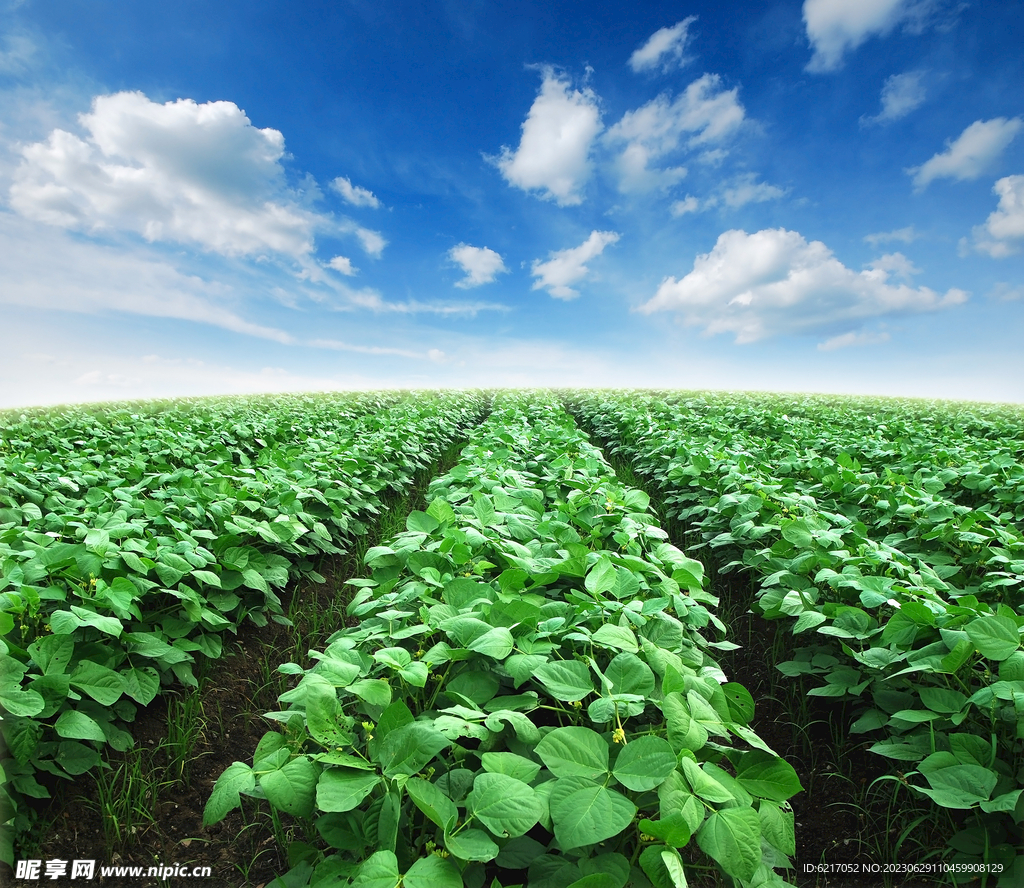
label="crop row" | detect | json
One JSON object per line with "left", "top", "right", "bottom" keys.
{"left": 569, "top": 391, "right": 1024, "bottom": 886}
{"left": 0, "top": 392, "right": 486, "bottom": 866}
{"left": 636, "top": 393, "right": 1024, "bottom": 523}
{"left": 205, "top": 393, "right": 803, "bottom": 888}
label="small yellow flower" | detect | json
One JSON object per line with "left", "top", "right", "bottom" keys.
{"left": 612, "top": 727, "right": 626, "bottom": 744}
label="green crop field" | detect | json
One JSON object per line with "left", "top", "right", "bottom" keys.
{"left": 1, "top": 391, "right": 1022, "bottom": 888}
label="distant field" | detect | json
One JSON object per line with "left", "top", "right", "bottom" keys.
{"left": 2, "top": 391, "right": 1022, "bottom": 887}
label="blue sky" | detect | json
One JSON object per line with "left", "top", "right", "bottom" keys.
{"left": 1, "top": 0, "right": 1023, "bottom": 408}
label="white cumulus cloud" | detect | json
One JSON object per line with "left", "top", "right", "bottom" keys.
{"left": 861, "top": 71, "right": 927, "bottom": 125}
{"left": 803, "top": 0, "right": 937, "bottom": 72}
{"left": 970, "top": 175, "right": 1024, "bottom": 257}
{"left": 908, "top": 117, "right": 1022, "bottom": 190}
{"left": 331, "top": 175, "right": 381, "bottom": 208}
{"left": 490, "top": 68, "right": 602, "bottom": 206}
{"left": 628, "top": 17, "right": 698, "bottom": 74}
{"left": 670, "top": 195, "right": 701, "bottom": 216}
{"left": 350, "top": 224, "right": 387, "bottom": 257}
{"left": 605, "top": 74, "right": 745, "bottom": 194}
{"left": 638, "top": 227, "right": 968, "bottom": 344}
{"left": 448, "top": 243, "right": 508, "bottom": 288}
{"left": 327, "top": 255, "right": 357, "bottom": 275}
{"left": 865, "top": 251, "right": 920, "bottom": 281}
{"left": 8, "top": 91, "right": 334, "bottom": 267}
{"left": 531, "top": 230, "right": 620, "bottom": 300}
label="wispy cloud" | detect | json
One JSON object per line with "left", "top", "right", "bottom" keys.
{"left": 605, "top": 74, "right": 745, "bottom": 193}
{"left": 861, "top": 71, "right": 927, "bottom": 125}
{"left": 448, "top": 243, "right": 508, "bottom": 288}
{"left": 628, "top": 17, "right": 698, "bottom": 74}
{"left": 331, "top": 175, "right": 381, "bottom": 208}
{"left": 341, "top": 287, "right": 509, "bottom": 316}
{"left": 0, "top": 29, "right": 35, "bottom": 74}
{"left": 531, "top": 230, "right": 619, "bottom": 300}
{"left": 908, "top": 117, "right": 1022, "bottom": 190}
{"left": 818, "top": 329, "right": 892, "bottom": 351}
{"left": 864, "top": 225, "right": 919, "bottom": 246}
{"left": 718, "top": 173, "right": 788, "bottom": 208}
{"left": 0, "top": 212, "right": 295, "bottom": 342}
{"left": 310, "top": 338, "right": 445, "bottom": 361}
{"left": 667, "top": 174, "right": 786, "bottom": 215}
{"left": 803, "top": 0, "right": 946, "bottom": 73}
{"left": 639, "top": 227, "right": 968, "bottom": 343}
{"left": 489, "top": 67, "right": 602, "bottom": 206}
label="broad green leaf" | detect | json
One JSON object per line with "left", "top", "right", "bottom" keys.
{"left": 468, "top": 772, "right": 544, "bottom": 838}
{"left": 585, "top": 558, "right": 618, "bottom": 595}
{"left": 50, "top": 606, "right": 122, "bottom": 637}
{"left": 448, "top": 671, "right": 501, "bottom": 706}
{"left": 604, "top": 652, "right": 655, "bottom": 697}
{"left": 203, "top": 761, "right": 255, "bottom": 825}
{"left": 915, "top": 757, "right": 997, "bottom": 809}
{"left": 695, "top": 807, "right": 761, "bottom": 881}
{"left": 535, "top": 726, "right": 609, "bottom": 779}
{"left": 549, "top": 777, "right": 637, "bottom": 850}
{"left": 758, "top": 800, "right": 795, "bottom": 856}
{"left": 918, "top": 686, "right": 967, "bottom": 714}
{"left": 348, "top": 679, "right": 392, "bottom": 707}
{"left": 534, "top": 660, "right": 594, "bottom": 702}
{"left": 612, "top": 736, "right": 676, "bottom": 791}
{"left": 980, "top": 789, "right": 1023, "bottom": 814}
{"left": 427, "top": 497, "right": 458, "bottom": 527}
{"left": 965, "top": 615, "right": 1020, "bottom": 661}
{"left": 505, "top": 654, "right": 547, "bottom": 687}
{"left": 55, "top": 740, "right": 101, "bottom": 776}
{"left": 406, "top": 777, "right": 458, "bottom": 830}
{"left": 481, "top": 752, "right": 541, "bottom": 784}
{"left": 734, "top": 750, "right": 803, "bottom": 801}
{"left": 404, "top": 855, "right": 461, "bottom": 888}
{"left": 377, "top": 722, "right": 449, "bottom": 778}
{"left": 0, "top": 685, "right": 45, "bottom": 717}
{"left": 68, "top": 661, "right": 124, "bottom": 706}
{"left": 468, "top": 627, "right": 515, "bottom": 660}
{"left": 258, "top": 756, "right": 316, "bottom": 817}
{"left": 663, "top": 693, "right": 708, "bottom": 753}
{"left": 350, "top": 850, "right": 400, "bottom": 888}
{"left": 679, "top": 758, "right": 733, "bottom": 804}
{"left": 592, "top": 624, "right": 639, "bottom": 653}
{"left": 496, "top": 835, "right": 548, "bottom": 868}
{"left": 444, "top": 827, "right": 499, "bottom": 862}
{"left": 54, "top": 709, "right": 106, "bottom": 741}
{"left": 317, "top": 768, "right": 380, "bottom": 813}
{"left": 306, "top": 686, "right": 352, "bottom": 747}
{"left": 638, "top": 813, "right": 692, "bottom": 849}
{"left": 121, "top": 666, "right": 160, "bottom": 705}
{"left": 721, "top": 683, "right": 755, "bottom": 725}
{"left": 406, "top": 510, "right": 440, "bottom": 533}
{"left": 27, "top": 635, "right": 74, "bottom": 675}
{"left": 949, "top": 733, "right": 992, "bottom": 768}
{"left": 639, "top": 844, "right": 690, "bottom": 888}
